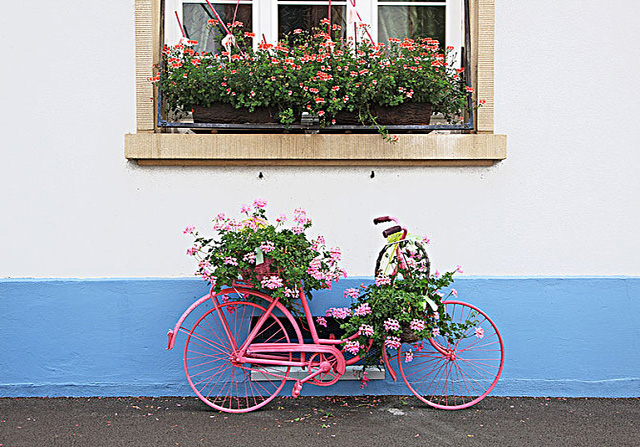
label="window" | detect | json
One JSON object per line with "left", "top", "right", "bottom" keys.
{"left": 126, "top": 0, "right": 506, "bottom": 166}
{"left": 165, "top": 1, "right": 463, "bottom": 62}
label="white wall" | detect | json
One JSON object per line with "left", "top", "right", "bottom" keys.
{"left": 1, "top": 1, "right": 639, "bottom": 278}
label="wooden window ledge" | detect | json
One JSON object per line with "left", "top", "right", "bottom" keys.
{"left": 125, "top": 133, "right": 506, "bottom": 167}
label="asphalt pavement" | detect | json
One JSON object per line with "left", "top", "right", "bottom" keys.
{"left": 1, "top": 395, "right": 637, "bottom": 447}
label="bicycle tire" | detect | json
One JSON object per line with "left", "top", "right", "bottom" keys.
{"left": 184, "top": 289, "right": 301, "bottom": 413}
{"left": 397, "top": 300, "right": 504, "bottom": 410}
{"left": 375, "top": 238, "right": 430, "bottom": 279}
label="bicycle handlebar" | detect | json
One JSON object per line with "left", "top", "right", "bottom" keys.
{"left": 382, "top": 225, "right": 403, "bottom": 238}
{"left": 373, "top": 216, "right": 398, "bottom": 225}
{"left": 374, "top": 216, "right": 407, "bottom": 239}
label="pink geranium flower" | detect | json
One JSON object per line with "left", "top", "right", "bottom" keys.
{"left": 345, "top": 340, "right": 360, "bottom": 355}
{"left": 316, "top": 316, "right": 327, "bottom": 327}
{"left": 260, "top": 275, "right": 283, "bottom": 290}
{"left": 384, "top": 318, "right": 400, "bottom": 332}
{"left": 405, "top": 350, "right": 414, "bottom": 363}
{"left": 327, "top": 307, "right": 351, "bottom": 319}
{"left": 293, "top": 208, "right": 311, "bottom": 226}
{"left": 409, "top": 319, "right": 425, "bottom": 331}
{"left": 385, "top": 336, "right": 401, "bottom": 350}
{"left": 360, "top": 371, "right": 369, "bottom": 389}
{"left": 344, "top": 288, "right": 360, "bottom": 299}
{"left": 224, "top": 257, "right": 238, "bottom": 266}
{"left": 354, "top": 303, "right": 371, "bottom": 316}
{"left": 475, "top": 327, "right": 485, "bottom": 339}
{"left": 253, "top": 198, "right": 267, "bottom": 209}
{"left": 375, "top": 276, "right": 391, "bottom": 286}
{"left": 260, "top": 241, "right": 275, "bottom": 253}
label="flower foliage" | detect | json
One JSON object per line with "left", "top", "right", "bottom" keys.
{"left": 156, "top": 21, "right": 470, "bottom": 138}
{"left": 338, "top": 242, "right": 476, "bottom": 368}
{"left": 185, "top": 200, "right": 346, "bottom": 308}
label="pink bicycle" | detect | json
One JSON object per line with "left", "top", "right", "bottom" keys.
{"left": 167, "top": 217, "right": 504, "bottom": 413}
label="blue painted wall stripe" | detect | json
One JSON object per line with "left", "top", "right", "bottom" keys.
{"left": 1, "top": 277, "right": 639, "bottom": 398}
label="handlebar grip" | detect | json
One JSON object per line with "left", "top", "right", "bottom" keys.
{"left": 373, "top": 216, "right": 392, "bottom": 225}
{"left": 382, "top": 225, "right": 402, "bottom": 238}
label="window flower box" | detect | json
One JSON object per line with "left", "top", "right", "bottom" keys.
{"left": 156, "top": 21, "right": 468, "bottom": 141}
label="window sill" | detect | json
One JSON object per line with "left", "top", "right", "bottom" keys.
{"left": 124, "top": 133, "right": 507, "bottom": 166}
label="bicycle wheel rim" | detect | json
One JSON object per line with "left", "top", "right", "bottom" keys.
{"left": 184, "top": 299, "right": 292, "bottom": 413}
{"left": 375, "top": 239, "right": 430, "bottom": 279}
{"left": 398, "top": 300, "right": 504, "bottom": 410}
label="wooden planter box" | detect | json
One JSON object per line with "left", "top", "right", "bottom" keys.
{"left": 192, "top": 102, "right": 433, "bottom": 126}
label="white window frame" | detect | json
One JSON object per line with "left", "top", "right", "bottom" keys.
{"left": 164, "top": 0, "right": 463, "bottom": 57}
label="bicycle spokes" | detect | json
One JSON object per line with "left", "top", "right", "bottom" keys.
{"left": 184, "top": 295, "right": 295, "bottom": 413}
{"left": 398, "top": 301, "right": 504, "bottom": 410}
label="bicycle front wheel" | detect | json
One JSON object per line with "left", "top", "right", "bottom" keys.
{"left": 184, "top": 292, "right": 297, "bottom": 413}
{"left": 398, "top": 301, "right": 504, "bottom": 410}
{"left": 375, "top": 239, "right": 430, "bottom": 279}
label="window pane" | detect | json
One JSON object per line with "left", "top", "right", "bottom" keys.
{"left": 378, "top": 6, "right": 445, "bottom": 45}
{"left": 182, "top": 3, "right": 252, "bottom": 54}
{"left": 278, "top": 5, "right": 346, "bottom": 39}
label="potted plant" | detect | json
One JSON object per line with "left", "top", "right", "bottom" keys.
{"left": 184, "top": 199, "right": 346, "bottom": 308}
{"left": 154, "top": 20, "right": 472, "bottom": 141}
{"left": 336, "top": 246, "right": 477, "bottom": 372}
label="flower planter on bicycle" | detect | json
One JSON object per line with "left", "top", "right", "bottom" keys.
{"left": 167, "top": 201, "right": 504, "bottom": 413}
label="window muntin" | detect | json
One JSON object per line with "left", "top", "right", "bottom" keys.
{"left": 181, "top": 2, "right": 253, "bottom": 54}
{"left": 165, "top": 0, "right": 462, "bottom": 59}
{"left": 277, "top": 1, "right": 347, "bottom": 39}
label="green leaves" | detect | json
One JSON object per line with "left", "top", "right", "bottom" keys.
{"left": 186, "top": 203, "right": 344, "bottom": 309}
{"left": 340, "top": 258, "right": 475, "bottom": 369}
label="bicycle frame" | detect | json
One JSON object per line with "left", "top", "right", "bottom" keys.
{"left": 224, "top": 285, "right": 398, "bottom": 382}
{"left": 168, "top": 283, "right": 399, "bottom": 384}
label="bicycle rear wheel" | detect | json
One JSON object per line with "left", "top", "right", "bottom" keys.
{"left": 398, "top": 301, "right": 504, "bottom": 410}
{"left": 184, "top": 291, "right": 298, "bottom": 413}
